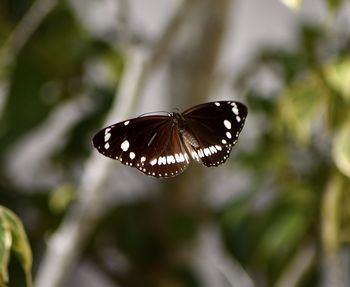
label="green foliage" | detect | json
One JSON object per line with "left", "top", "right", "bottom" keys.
{"left": 48, "top": 183, "right": 77, "bottom": 214}
{"left": 326, "top": 0, "right": 346, "bottom": 12}
{"left": 227, "top": 23, "right": 350, "bottom": 285}
{"left": 0, "top": 206, "right": 32, "bottom": 287}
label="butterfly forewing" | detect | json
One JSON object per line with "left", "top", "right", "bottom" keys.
{"left": 182, "top": 101, "right": 247, "bottom": 167}
{"left": 92, "top": 115, "right": 190, "bottom": 178}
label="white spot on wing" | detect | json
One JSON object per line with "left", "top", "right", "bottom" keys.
{"left": 191, "top": 151, "right": 199, "bottom": 161}
{"left": 222, "top": 139, "right": 227, "bottom": 144}
{"left": 129, "top": 152, "right": 135, "bottom": 159}
{"left": 150, "top": 158, "right": 157, "bottom": 166}
{"left": 184, "top": 153, "right": 189, "bottom": 162}
{"left": 175, "top": 153, "right": 183, "bottom": 163}
{"left": 124, "top": 121, "right": 130, "bottom": 126}
{"left": 215, "top": 145, "right": 222, "bottom": 151}
{"left": 198, "top": 149, "right": 204, "bottom": 158}
{"left": 104, "top": 133, "right": 111, "bottom": 142}
{"left": 158, "top": 156, "right": 166, "bottom": 165}
{"left": 141, "top": 156, "right": 146, "bottom": 163}
{"left": 167, "top": 155, "right": 176, "bottom": 164}
{"left": 236, "top": 116, "right": 241, "bottom": 122}
{"left": 215, "top": 102, "right": 220, "bottom": 106}
{"left": 204, "top": 148, "right": 211, "bottom": 156}
{"left": 209, "top": 146, "right": 217, "bottom": 154}
{"left": 121, "top": 140, "right": 130, "bottom": 151}
{"left": 104, "top": 143, "right": 110, "bottom": 149}
{"left": 224, "top": 120, "right": 231, "bottom": 130}
{"left": 226, "top": 132, "right": 232, "bottom": 139}
{"left": 232, "top": 106, "right": 239, "bottom": 115}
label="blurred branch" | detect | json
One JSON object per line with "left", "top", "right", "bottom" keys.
{"left": 275, "top": 242, "right": 316, "bottom": 287}
{"left": 162, "top": 0, "right": 232, "bottom": 206}
{"left": 321, "top": 173, "right": 350, "bottom": 287}
{"left": 115, "top": 0, "right": 131, "bottom": 49}
{"left": 34, "top": 46, "right": 148, "bottom": 287}
{"left": 170, "top": 0, "right": 231, "bottom": 106}
{"left": 321, "top": 249, "right": 350, "bottom": 287}
{"left": 134, "top": 0, "right": 198, "bottom": 101}
{"left": 34, "top": 1, "right": 198, "bottom": 286}
{"left": 322, "top": 173, "right": 343, "bottom": 256}
{"left": 194, "top": 224, "right": 254, "bottom": 287}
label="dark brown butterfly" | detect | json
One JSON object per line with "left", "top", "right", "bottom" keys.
{"left": 93, "top": 101, "right": 247, "bottom": 178}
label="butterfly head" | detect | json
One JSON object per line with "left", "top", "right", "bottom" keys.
{"left": 171, "top": 112, "right": 186, "bottom": 128}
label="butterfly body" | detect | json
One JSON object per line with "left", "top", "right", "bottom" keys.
{"left": 93, "top": 101, "right": 247, "bottom": 178}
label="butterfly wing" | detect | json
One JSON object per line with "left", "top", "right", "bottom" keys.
{"left": 182, "top": 101, "right": 247, "bottom": 167}
{"left": 92, "top": 116, "right": 190, "bottom": 178}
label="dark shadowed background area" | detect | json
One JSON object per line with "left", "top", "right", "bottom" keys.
{"left": 1, "top": 0, "right": 350, "bottom": 286}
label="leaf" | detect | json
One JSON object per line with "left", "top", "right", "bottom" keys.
{"left": 0, "top": 218, "right": 12, "bottom": 285}
{"left": 257, "top": 210, "right": 306, "bottom": 259}
{"left": 321, "top": 173, "right": 344, "bottom": 255}
{"left": 279, "top": 74, "right": 325, "bottom": 144}
{"left": 332, "top": 117, "right": 350, "bottom": 178}
{"left": 326, "top": 0, "right": 345, "bottom": 12}
{"left": 325, "top": 57, "right": 350, "bottom": 102}
{"left": 280, "top": 0, "right": 303, "bottom": 11}
{"left": 0, "top": 206, "right": 33, "bottom": 287}
{"left": 49, "top": 183, "right": 77, "bottom": 214}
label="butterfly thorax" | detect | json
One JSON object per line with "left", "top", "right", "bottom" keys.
{"left": 171, "top": 112, "right": 184, "bottom": 127}
{"left": 172, "top": 112, "right": 200, "bottom": 149}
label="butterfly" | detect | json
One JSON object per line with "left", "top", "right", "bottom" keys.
{"left": 92, "top": 101, "right": 247, "bottom": 178}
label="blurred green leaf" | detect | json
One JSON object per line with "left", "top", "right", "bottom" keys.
{"left": 49, "top": 183, "right": 77, "bottom": 214}
{"left": 332, "top": 117, "right": 350, "bottom": 177}
{"left": 321, "top": 173, "right": 344, "bottom": 254}
{"left": 0, "top": 206, "right": 32, "bottom": 287}
{"left": 257, "top": 211, "right": 306, "bottom": 259}
{"left": 326, "top": 0, "right": 345, "bottom": 12}
{"left": 0, "top": 215, "right": 11, "bottom": 285}
{"left": 279, "top": 74, "right": 325, "bottom": 144}
{"left": 325, "top": 57, "right": 350, "bottom": 101}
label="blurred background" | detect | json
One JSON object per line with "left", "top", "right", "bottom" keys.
{"left": 1, "top": 0, "right": 350, "bottom": 286}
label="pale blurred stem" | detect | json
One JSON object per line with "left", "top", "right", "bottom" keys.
{"left": 34, "top": 46, "right": 147, "bottom": 287}
{"left": 304, "top": 34, "right": 339, "bottom": 128}
{"left": 166, "top": 0, "right": 231, "bottom": 200}
{"left": 90, "top": 249, "right": 128, "bottom": 286}
{"left": 321, "top": 173, "right": 347, "bottom": 287}
{"left": 322, "top": 173, "right": 342, "bottom": 256}
{"left": 169, "top": 0, "right": 231, "bottom": 108}
{"left": 133, "top": 0, "right": 198, "bottom": 101}
{"left": 34, "top": 1, "right": 196, "bottom": 286}
{"left": 275, "top": 243, "right": 316, "bottom": 287}
{"left": 0, "top": 0, "right": 60, "bottom": 70}
{"left": 310, "top": 62, "right": 341, "bottom": 130}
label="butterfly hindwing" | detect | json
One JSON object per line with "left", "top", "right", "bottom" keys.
{"left": 92, "top": 116, "right": 190, "bottom": 177}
